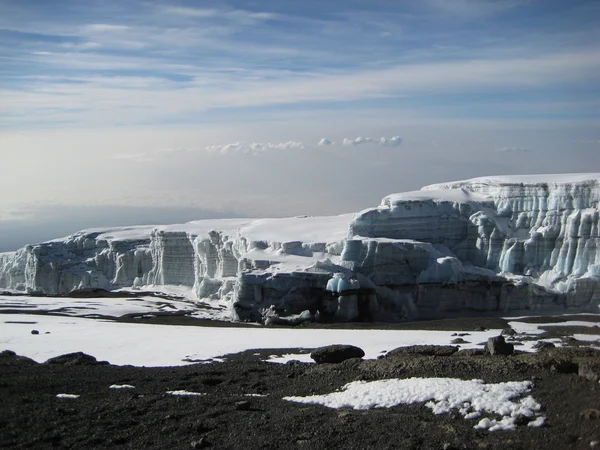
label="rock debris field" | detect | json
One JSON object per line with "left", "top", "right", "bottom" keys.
{"left": 1, "top": 312, "right": 600, "bottom": 449}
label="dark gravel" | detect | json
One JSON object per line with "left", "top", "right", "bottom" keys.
{"left": 2, "top": 345, "right": 600, "bottom": 450}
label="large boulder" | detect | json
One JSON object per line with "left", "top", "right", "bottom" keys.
{"left": 310, "top": 345, "right": 365, "bottom": 364}
{"left": 44, "top": 352, "right": 108, "bottom": 366}
{"left": 486, "top": 336, "right": 514, "bottom": 355}
{"left": 532, "top": 341, "right": 556, "bottom": 351}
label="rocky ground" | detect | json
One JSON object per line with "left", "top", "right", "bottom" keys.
{"left": 2, "top": 332, "right": 600, "bottom": 450}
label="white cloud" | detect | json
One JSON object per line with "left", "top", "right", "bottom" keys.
{"left": 5, "top": 49, "right": 599, "bottom": 128}
{"left": 206, "top": 141, "right": 305, "bottom": 155}
{"left": 59, "top": 41, "right": 102, "bottom": 51}
{"left": 163, "top": 7, "right": 218, "bottom": 18}
{"left": 84, "top": 24, "right": 130, "bottom": 32}
{"left": 343, "top": 137, "right": 372, "bottom": 146}
{"left": 162, "top": 6, "right": 280, "bottom": 23}
{"left": 379, "top": 136, "right": 403, "bottom": 147}
{"left": 318, "top": 138, "right": 334, "bottom": 146}
{"left": 342, "top": 136, "right": 402, "bottom": 147}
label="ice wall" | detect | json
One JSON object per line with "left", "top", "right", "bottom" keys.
{"left": 1, "top": 174, "right": 599, "bottom": 322}
{"left": 351, "top": 174, "right": 600, "bottom": 286}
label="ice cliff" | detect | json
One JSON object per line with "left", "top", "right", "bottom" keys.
{"left": 1, "top": 173, "right": 599, "bottom": 322}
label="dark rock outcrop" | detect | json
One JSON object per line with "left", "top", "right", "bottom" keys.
{"left": 310, "top": 345, "right": 365, "bottom": 364}
{"left": 0, "top": 350, "right": 38, "bottom": 366}
{"left": 387, "top": 345, "right": 459, "bottom": 357}
{"left": 44, "top": 352, "right": 109, "bottom": 366}
{"left": 533, "top": 341, "right": 556, "bottom": 350}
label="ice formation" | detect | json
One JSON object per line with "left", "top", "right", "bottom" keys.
{"left": 1, "top": 173, "right": 599, "bottom": 322}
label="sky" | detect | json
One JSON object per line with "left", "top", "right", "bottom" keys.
{"left": 0, "top": 0, "right": 599, "bottom": 251}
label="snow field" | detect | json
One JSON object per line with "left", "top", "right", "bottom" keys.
{"left": 0, "top": 313, "right": 506, "bottom": 366}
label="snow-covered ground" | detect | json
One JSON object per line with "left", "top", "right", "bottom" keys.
{"left": 2, "top": 302, "right": 599, "bottom": 366}
{"left": 0, "top": 293, "right": 231, "bottom": 321}
{"left": 0, "top": 312, "right": 507, "bottom": 366}
{"left": 508, "top": 317, "right": 600, "bottom": 335}
{"left": 285, "top": 377, "right": 545, "bottom": 431}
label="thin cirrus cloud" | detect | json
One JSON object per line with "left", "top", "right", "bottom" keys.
{"left": 0, "top": 0, "right": 598, "bottom": 130}
{"left": 162, "top": 5, "right": 281, "bottom": 22}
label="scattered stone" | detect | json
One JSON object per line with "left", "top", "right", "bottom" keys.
{"left": 580, "top": 409, "right": 600, "bottom": 420}
{"left": 502, "top": 327, "right": 517, "bottom": 336}
{"left": 474, "top": 326, "right": 487, "bottom": 332}
{"left": 442, "top": 443, "right": 468, "bottom": 450}
{"left": 486, "top": 336, "right": 514, "bottom": 355}
{"left": 564, "top": 337, "right": 582, "bottom": 346}
{"left": 310, "top": 345, "right": 365, "bottom": 364}
{"left": 31, "top": 329, "right": 39, "bottom": 335}
{"left": 190, "top": 437, "right": 210, "bottom": 448}
{"left": 234, "top": 401, "right": 251, "bottom": 411}
{"left": 451, "top": 338, "right": 470, "bottom": 344}
{"left": 387, "top": 345, "right": 459, "bottom": 357}
{"left": 579, "top": 361, "right": 600, "bottom": 382}
{"left": 533, "top": 341, "right": 556, "bottom": 350}
{"left": 44, "top": 352, "right": 109, "bottom": 366}
{"left": 549, "top": 359, "right": 578, "bottom": 374}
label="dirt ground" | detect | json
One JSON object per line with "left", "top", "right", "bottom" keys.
{"left": 1, "top": 337, "right": 600, "bottom": 450}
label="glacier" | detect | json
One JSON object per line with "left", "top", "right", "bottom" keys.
{"left": 1, "top": 173, "right": 599, "bottom": 323}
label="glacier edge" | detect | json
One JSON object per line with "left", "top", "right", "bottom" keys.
{"left": 1, "top": 173, "right": 599, "bottom": 322}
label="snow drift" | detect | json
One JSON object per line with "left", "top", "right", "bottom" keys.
{"left": 1, "top": 173, "right": 599, "bottom": 322}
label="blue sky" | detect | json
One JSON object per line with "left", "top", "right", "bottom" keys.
{"left": 1, "top": 0, "right": 599, "bottom": 127}
{"left": 0, "top": 0, "right": 599, "bottom": 249}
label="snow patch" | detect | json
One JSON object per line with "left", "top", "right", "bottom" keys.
{"left": 266, "top": 353, "right": 314, "bottom": 364}
{"left": 284, "top": 377, "right": 544, "bottom": 431}
{"left": 166, "top": 390, "right": 205, "bottom": 396}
